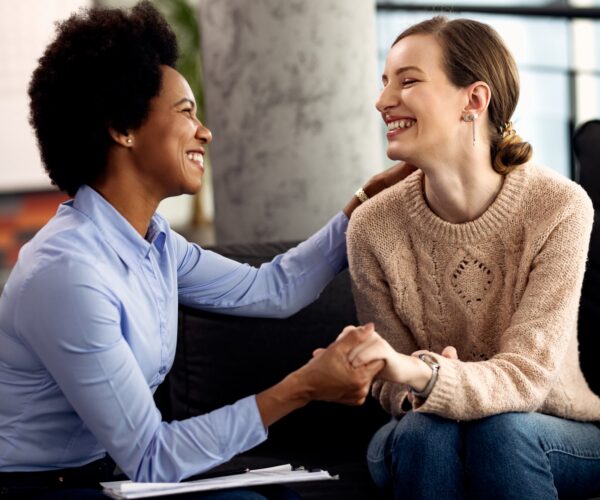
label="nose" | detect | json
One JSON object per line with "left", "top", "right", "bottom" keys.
{"left": 375, "top": 84, "right": 397, "bottom": 116}
{"left": 196, "top": 122, "right": 212, "bottom": 144}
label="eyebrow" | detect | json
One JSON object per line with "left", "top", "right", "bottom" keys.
{"left": 173, "top": 97, "right": 195, "bottom": 108}
{"left": 382, "top": 65, "right": 425, "bottom": 81}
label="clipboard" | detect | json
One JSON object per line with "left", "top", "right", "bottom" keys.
{"left": 101, "top": 464, "right": 337, "bottom": 499}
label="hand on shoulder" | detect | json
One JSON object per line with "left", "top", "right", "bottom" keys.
{"left": 343, "top": 162, "right": 417, "bottom": 218}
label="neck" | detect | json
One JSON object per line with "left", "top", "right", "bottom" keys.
{"left": 420, "top": 150, "right": 504, "bottom": 224}
{"left": 92, "top": 154, "right": 160, "bottom": 238}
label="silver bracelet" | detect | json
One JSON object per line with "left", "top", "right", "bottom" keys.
{"left": 408, "top": 353, "right": 440, "bottom": 399}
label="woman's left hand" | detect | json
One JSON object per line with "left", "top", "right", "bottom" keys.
{"left": 343, "top": 162, "right": 417, "bottom": 218}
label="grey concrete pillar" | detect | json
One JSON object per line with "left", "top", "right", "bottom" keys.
{"left": 199, "top": 0, "right": 383, "bottom": 243}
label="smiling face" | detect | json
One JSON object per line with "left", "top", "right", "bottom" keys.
{"left": 129, "top": 65, "right": 211, "bottom": 200}
{"left": 377, "top": 34, "right": 470, "bottom": 165}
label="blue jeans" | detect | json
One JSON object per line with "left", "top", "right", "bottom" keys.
{"left": 367, "top": 412, "right": 600, "bottom": 500}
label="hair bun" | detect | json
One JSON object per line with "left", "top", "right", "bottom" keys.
{"left": 492, "top": 123, "right": 532, "bottom": 174}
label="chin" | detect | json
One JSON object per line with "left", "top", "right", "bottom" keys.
{"left": 183, "top": 173, "right": 203, "bottom": 195}
{"left": 183, "top": 183, "right": 201, "bottom": 196}
{"left": 386, "top": 146, "right": 411, "bottom": 162}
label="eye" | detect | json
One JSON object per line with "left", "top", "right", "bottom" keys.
{"left": 401, "top": 78, "right": 417, "bottom": 87}
{"left": 182, "top": 108, "right": 195, "bottom": 118}
{"left": 379, "top": 77, "right": 388, "bottom": 90}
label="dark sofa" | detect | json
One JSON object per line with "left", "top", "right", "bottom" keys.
{"left": 154, "top": 241, "right": 389, "bottom": 499}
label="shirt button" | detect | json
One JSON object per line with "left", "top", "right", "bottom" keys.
{"left": 159, "top": 367, "right": 166, "bottom": 375}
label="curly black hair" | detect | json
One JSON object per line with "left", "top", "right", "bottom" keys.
{"left": 28, "top": 1, "right": 178, "bottom": 196}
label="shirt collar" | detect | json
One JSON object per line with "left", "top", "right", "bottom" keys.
{"left": 72, "top": 185, "right": 168, "bottom": 265}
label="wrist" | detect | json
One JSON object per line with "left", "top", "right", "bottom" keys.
{"left": 255, "top": 371, "right": 310, "bottom": 428}
{"left": 278, "top": 370, "right": 313, "bottom": 407}
{"left": 408, "top": 354, "right": 440, "bottom": 399}
{"left": 409, "top": 357, "right": 433, "bottom": 392}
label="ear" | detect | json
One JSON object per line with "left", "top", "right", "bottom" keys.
{"left": 108, "top": 127, "right": 134, "bottom": 148}
{"left": 463, "top": 81, "right": 491, "bottom": 117}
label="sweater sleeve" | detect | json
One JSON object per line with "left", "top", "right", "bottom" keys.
{"left": 415, "top": 194, "right": 594, "bottom": 420}
{"left": 348, "top": 210, "right": 418, "bottom": 416}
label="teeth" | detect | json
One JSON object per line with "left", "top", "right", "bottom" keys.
{"left": 186, "top": 152, "right": 204, "bottom": 165}
{"left": 387, "top": 119, "right": 415, "bottom": 131}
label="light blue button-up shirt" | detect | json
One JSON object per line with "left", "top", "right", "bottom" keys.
{"left": 0, "top": 185, "right": 348, "bottom": 482}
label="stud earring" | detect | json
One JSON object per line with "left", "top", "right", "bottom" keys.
{"left": 126, "top": 137, "right": 133, "bottom": 145}
{"left": 462, "top": 112, "right": 478, "bottom": 146}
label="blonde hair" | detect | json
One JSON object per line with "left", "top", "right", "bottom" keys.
{"left": 394, "top": 16, "right": 532, "bottom": 174}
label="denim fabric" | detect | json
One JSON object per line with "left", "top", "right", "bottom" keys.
{"left": 367, "top": 412, "right": 600, "bottom": 499}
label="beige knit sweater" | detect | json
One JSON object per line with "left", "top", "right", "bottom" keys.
{"left": 348, "top": 163, "right": 600, "bottom": 422}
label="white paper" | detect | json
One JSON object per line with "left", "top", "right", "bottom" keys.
{"left": 101, "top": 464, "right": 337, "bottom": 499}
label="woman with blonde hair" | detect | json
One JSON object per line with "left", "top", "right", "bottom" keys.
{"left": 346, "top": 16, "right": 600, "bottom": 499}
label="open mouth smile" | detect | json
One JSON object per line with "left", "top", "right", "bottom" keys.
{"left": 186, "top": 151, "right": 204, "bottom": 170}
{"left": 384, "top": 116, "right": 416, "bottom": 139}
{"left": 387, "top": 119, "right": 416, "bottom": 131}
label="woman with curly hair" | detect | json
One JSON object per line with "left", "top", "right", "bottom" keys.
{"left": 0, "top": 2, "right": 408, "bottom": 498}
{"left": 346, "top": 16, "right": 600, "bottom": 499}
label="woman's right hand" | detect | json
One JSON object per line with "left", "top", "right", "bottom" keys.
{"left": 346, "top": 327, "right": 431, "bottom": 390}
{"left": 296, "top": 325, "right": 384, "bottom": 405}
{"left": 256, "top": 325, "right": 384, "bottom": 427}
{"left": 343, "top": 162, "right": 417, "bottom": 218}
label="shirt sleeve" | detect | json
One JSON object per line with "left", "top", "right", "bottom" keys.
{"left": 174, "top": 212, "right": 348, "bottom": 317}
{"left": 15, "top": 259, "right": 267, "bottom": 482}
{"left": 415, "top": 194, "right": 594, "bottom": 420}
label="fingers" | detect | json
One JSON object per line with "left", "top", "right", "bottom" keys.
{"left": 347, "top": 334, "right": 382, "bottom": 367}
{"left": 335, "top": 325, "right": 354, "bottom": 342}
{"left": 305, "top": 324, "right": 386, "bottom": 406}
{"left": 412, "top": 346, "right": 458, "bottom": 359}
{"left": 335, "top": 323, "right": 364, "bottom": 342}
{"left": 362, "top": 358, "right": 385, "bottom": 377}
{"left": 385, "top": 162, "right": 418, "bottom": 186}
{"left": 334, "top": 323, "right": 375, "bottom": 352}
{"left": 337, "top": 362, "right": 382, "bottom": 406}
{"left": 315, "top": 322, "right": 375, "bottom": 358}
{"left": 441, "top": 346, "right": 458, "bottom": 359}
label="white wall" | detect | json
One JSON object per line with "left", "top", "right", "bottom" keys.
{"left": 0, "top": 0, "right": 92, "bottom": 193}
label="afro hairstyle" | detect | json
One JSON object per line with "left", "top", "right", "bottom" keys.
{"left": 28, "top": 0, "right": 179, "bottom": 196}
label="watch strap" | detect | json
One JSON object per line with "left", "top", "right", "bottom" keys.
{"left": 409, "top": 353, "right": 440, "bottom": 399}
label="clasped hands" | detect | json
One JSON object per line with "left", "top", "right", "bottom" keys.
{"left": 306, "top": 323, "right": 458, "bottom": 406}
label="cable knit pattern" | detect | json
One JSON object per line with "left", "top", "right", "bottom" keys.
{"left": 348, "top": 163, "right": 600, "bottom": 421}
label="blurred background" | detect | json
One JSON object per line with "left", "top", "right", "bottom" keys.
{"left": 0, "top": 0, "right": 598, "bottom": 280}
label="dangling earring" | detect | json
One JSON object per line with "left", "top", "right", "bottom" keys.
{"left": 462, "top": 112, "right": 478, "bottom": 146}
